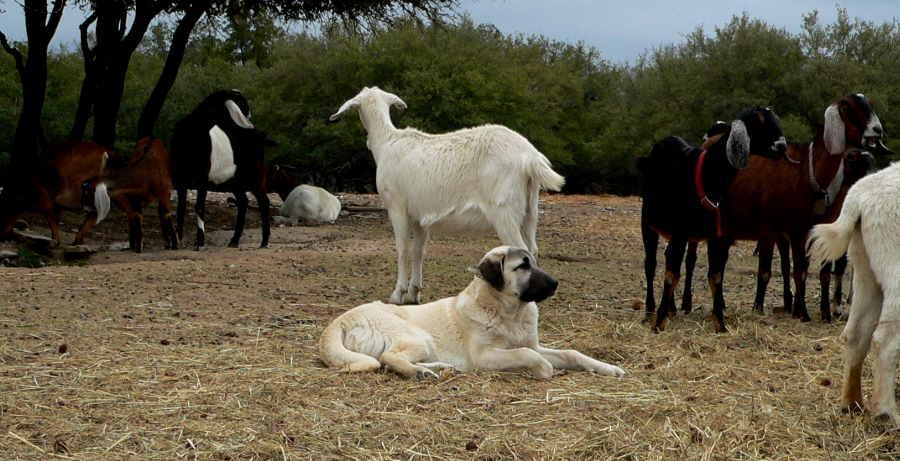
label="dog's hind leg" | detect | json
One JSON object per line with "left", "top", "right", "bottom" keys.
{"left": 380, "top": 342, "right": 438, "bottom": 380}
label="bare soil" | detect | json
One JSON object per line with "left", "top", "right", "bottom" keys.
{"left": 0, "top": 193, "right": 892, "bottom": 460}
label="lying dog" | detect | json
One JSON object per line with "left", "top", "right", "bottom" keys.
{"left": 319, "top": 246, "right": 626, "bottom": 380}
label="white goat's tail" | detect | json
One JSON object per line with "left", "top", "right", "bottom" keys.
{"left": 318, "top": 319, "right": 381, "bottom": 373}
{"left": 807, "top": 191, "right": 862, "bottom": 269}
{"left": 94, "top": 183, "right": 111, "bottom": 224}
{"left": 532, "top": 154, "right": 565, "bottom": 192}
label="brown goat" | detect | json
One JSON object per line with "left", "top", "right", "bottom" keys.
{"left": 0, "top": 141, "right": 116, "bottom": 245}
{"left": 82, "top": 138, "right": 179, "bottom": 253}
{"left": 771, "top": 150, "right": 876, "bottom": 321}
{"left": 710, "top": 94, "right": 893, "bottom": 323}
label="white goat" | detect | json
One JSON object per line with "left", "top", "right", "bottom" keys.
{"left": 277, "top": 185, "right": 342, "bottom": 225}
{"left": 330, "top": 87, "right": 565, "bottom": 304}
{"left": 808, "top": 161, "right": 900, "bottom": 427}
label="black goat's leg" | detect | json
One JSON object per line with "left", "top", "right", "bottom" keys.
{"left": 819, "top": 262, "right": 833, "bottom": 323}
{"left": 775, "top": 236, "right": 793, "bottom": 314}
{"left": 252, "top": 189, "right": 270, "bottom": 248}
{"left": 194, "top": 188, "right": 208, "bottom": 250}
{"left": 707, "top": 237, "right": 734, "bottom": 333}
{"left": 654, "top": 236, "right": 686, "bottom": 333}
{"left": 176, "top": 187, "right": 188, "bottom": 242}
{"left": 752, "top": 237, "right": 777, "bottom": 314}
{"left": 832, "top": 255, "right": 849, "bottom": 317}
{"left": 641, "top": 218, "right": 659, "bottom": 322}
{"left": 789, "top": 232, "right": 812, "bottom": 322}
{"left": 229, "top": 191, "right": 249, "bottom": 248}
{"left": 681, "top": 241, "right": 698, "bottom": 314}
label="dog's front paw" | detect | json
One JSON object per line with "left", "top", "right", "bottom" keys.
{"left": 587, "top": 362, "right": 626, "bottom": 377}
{"left": 606, "top": 365, "right": 626, "bottom": 377}
{"left": 532, "top": 361, "right": 554, "bottom": 381}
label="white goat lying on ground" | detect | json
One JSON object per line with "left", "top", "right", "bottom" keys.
{"left": 277, "top": 185, "right": 341, "bottom": 226}
{"left": 808, "top": 161, "right": 900, "bottom": 428}
{"left": 330, "top": 87, "right": 565, "bottom": 304}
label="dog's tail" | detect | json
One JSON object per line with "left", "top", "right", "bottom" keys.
{"left": 319, "top": 317, "right": 382, "bottom": 373}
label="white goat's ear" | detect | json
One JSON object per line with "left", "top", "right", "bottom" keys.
{"left": 225, "top": 100, "right": 254, "bottom": 129}
{"left": 94, "top": 183, "right": 111, "bottom": 224}
{"left": 389, "top": 95, "right": 407, "bottom": 111}
{"left": 726, "top": 119, "right": 751, "bottom": 168}
{"left": 330, "top": 98, "right": 360, "bottom": 121}
{"left": 824, "top": 103, "right": 846, "bottom": 154}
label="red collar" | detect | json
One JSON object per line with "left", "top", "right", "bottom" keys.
{"left": 695, "top": 150, "right": 719, "bottom": 211}
{"left": 695, "top": 150, "right": 723, "bottom": 237}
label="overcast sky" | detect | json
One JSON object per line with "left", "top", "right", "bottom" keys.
{"left": 0, "top": 1, "right": 896, "bottom": 63}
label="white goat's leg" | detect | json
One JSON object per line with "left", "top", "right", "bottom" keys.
{"left": 870, "top": 288, "right": 900, "bottom": 427}
{"left": 841, "top": 242, "right": 881, "bottom": 415}
{"left": 521, "top": 188, "right": 540, "bottom": 255}
{"left": 493, "top": 209, "right": 530, "bottom": 253}
{"left": 389, "top": 211, "right": 411, "bottom": 304}
{"left": 402, "top": 222, "right": 428, "bottom": 305}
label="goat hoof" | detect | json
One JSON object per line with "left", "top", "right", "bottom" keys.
{"left": 195, "top": 245, "right": 207, "bottom": 251}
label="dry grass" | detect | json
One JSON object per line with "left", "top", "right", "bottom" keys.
{"left": 1, "top": 194, "right": 898, "bottom": 460}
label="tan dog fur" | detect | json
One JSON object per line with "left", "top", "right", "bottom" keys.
{"left": 319, "top": 246, "right": 626, "bottom": 380}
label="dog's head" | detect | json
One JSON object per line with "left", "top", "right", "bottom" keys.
{"left": 475, "top": 246, "right": 559, "bottom": 303}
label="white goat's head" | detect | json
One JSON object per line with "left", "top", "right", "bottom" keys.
{"left": 329, "top": 87, "right": 407, "bottom": 122}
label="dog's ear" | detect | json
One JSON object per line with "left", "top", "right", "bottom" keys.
{"left": 476, "top": 255, "right": 505, "bottom": 291}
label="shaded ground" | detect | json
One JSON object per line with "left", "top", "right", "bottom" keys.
{"left": 0, "top": 193, "right": 892, "bottom": 460}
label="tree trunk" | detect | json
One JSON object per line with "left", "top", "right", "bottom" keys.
{"left": 3, "top": 0, "right": 65, "bottom": 174}
{"left": 69, "top": 13, "right": 99, "bottom": 142}
{"left": 90, "top": 2, "right": 163, "bottom": 149}
{"left": 136, "top": 2, "right": 209, "bottom": 140}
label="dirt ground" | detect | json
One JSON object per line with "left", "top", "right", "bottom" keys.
{"left": 0, "top": 193, "right": 894, "bottom": 460}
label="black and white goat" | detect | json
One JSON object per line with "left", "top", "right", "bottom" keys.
{"left": 170, "top": 89, "right": 271, "bottom": 250}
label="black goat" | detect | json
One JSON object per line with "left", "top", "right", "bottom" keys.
{"left": 171, "top": 89, "right": 271, "bottom": 250}
{"left": 640, "top": 107, "right": 786, "bottom": 333}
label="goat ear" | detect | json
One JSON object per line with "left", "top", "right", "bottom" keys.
{"left": 726, "top": 119, "right": 751, "bottom": 168}
{"left": 225, "top": 100, "right": 254, "bottom": 129}
{"left": 330, "top": 98, "right": 360, "bottom": 121}
{"left": 390, "top": 95, "right": 408, "bottom": 111}
{"left": 476, "top": 256, "right": 505, "bottom": 291}
{"left": 94, "top": 183, "right": 111, "bottom": 224}
{"left": 824, "top": 103, "right": 846, "bottom": 154}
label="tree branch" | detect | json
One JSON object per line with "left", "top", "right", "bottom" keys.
{"left": 0, "top": 30, "right": 26, "bottom": 78}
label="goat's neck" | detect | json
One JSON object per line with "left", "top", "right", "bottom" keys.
{"left": 808, "top": 130, "right": 845, "bottom": 192}
{"left": 360, "top": 106, "right": 399, "bottom": 160}
{"left": 697, "top": 142, "right": 739, "bottom": 204}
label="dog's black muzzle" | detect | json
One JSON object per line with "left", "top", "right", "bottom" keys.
{"left": 519, "top": 269, "right": 559, "bottom": 303}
